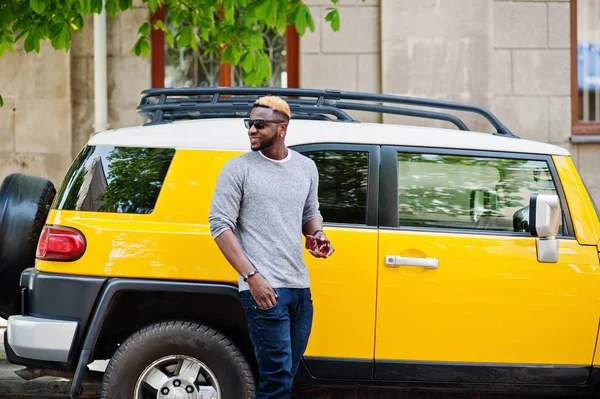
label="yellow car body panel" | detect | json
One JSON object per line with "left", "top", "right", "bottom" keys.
{"left": 376, "top": 231, "right": 599, "bottom": 365}
{"left": 552, "top": 156, "right": 600, "bottom": 246}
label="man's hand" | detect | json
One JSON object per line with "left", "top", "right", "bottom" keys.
{"left": 308, "top": 231, "right": 334, "bottom": 259}
{"left": 248, "top": 274, "right": 278, "bottom": 309}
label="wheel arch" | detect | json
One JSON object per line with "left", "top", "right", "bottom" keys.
{"left": 70, "top": 279, "right": 252, "bottom": 398}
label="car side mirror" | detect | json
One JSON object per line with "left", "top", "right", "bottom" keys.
{"left": 529, "top": 194, "right": 560, "bottom": 263}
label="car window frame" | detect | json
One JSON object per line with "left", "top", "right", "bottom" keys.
{"left": 290, "top": 143, "right": 380, "bottom": 228}
{"left": 53, "top": 145, "right": 176, "bottom": 215}
{"left": 380, "top": 146, "right": 575, "bottom": 238}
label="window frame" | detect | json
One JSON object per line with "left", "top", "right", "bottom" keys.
{"left": 52, "top": 145, "right": 176, "bottom": 215}
{"left": 291, "top": 143, "right": 380, "bottom": 228}
{"left": 150, "top": 7, "right": 300, "bottom": 89}
{"left": 570, "top": 0, "right": 600, "bottom": 136}
{"left": 380, "top": 146, "right": 575, "bottom": 238}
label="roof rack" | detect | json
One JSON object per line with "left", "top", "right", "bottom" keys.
{"left": 136, "top": 87, "right": 518, "bottom": 138}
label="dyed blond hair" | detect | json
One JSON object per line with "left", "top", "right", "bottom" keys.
{"left": 253, "top": 95, "right": 291, "bottom": 120}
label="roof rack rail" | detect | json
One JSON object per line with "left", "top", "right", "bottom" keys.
{"left": 136, "top": 87, "right": 518, "bottom": 138}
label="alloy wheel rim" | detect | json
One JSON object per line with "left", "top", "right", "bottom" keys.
{"left": 134, "top": 354, "right": 220, "bottom": 399}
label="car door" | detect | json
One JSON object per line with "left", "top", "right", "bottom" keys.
{"left": 374, "top": 146, "right": 600, "bottom": 386}
{"left": 293, "top": 144, "right": 379, "bottom": 379}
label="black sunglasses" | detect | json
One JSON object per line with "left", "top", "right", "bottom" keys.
{"left": 244, "top": 118, "right": 286, "bottom": 129}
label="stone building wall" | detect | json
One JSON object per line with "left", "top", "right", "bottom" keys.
{"left": 0, "top": 4, "right": 149, "bottom": 187}
{"left": 0, "top": 42, "right": 73, "bottom": 185}
{"left": 70, "top": 3, "right": 151, "bottom": 157}
{"left": 301, "top": 0, "right": 382, "bottom": 122}
{"left": 380, "top": 0, "right": 493, "bottom": 132}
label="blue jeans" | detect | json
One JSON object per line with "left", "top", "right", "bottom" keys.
{"left": 240, "top": 288, "right": 313, "bottom": 399}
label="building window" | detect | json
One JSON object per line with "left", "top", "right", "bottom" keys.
{"left": 150, "top": 8, "right": 299, "bottom": 89}
{"left": 572, "top": 0, "right": 600, "bottom": 135}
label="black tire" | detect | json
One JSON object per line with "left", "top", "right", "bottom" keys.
{"left": 0, "top": 173, "right": 55, "bottom": 319}
{"left": 101, "top": 321, "right": 256, "bottom": 399}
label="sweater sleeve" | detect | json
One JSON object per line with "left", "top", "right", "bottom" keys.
{"left": 302, "top": 160, "right": 323, "bottom": 225}
{"left": 208, "top": 159, "right": 245, "bottom": 239}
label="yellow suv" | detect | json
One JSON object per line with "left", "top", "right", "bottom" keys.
{"left": 1, "top": 87, "right": 600, "bottom": 398}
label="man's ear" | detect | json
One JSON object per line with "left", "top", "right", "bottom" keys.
{"left": 278, "top": 123, "right": 288, "bottom": 136}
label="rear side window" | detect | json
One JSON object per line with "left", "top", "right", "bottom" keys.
{"left": 53, "top": 146, "right": 175, "bottom": 214}
{"left": 397, "top": 153, "right": 564, "bottom": 234}
{"left": 303, "top": 151, "right": 369, "bottom": 225}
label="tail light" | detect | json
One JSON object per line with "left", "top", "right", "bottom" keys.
{"left": 36, "top": 226, "right": 86, "bottom": 261}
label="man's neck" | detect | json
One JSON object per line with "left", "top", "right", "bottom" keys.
{"left": 260, "top": 146, "right": 288, "bottom": 161}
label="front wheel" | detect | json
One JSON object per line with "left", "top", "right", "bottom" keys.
{"left": 101, "top": 321, "right": 255, "bottom": 399}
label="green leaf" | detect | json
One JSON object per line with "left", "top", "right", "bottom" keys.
{"left": 90, "top": 0, "right": 103, "bottom": 13}
{"left": 223, "top": 0, "right": 234, "bottom": 24}
{"left": 30, "top": 0, "right": 46, "bottom": 14}
{"left": 0, "top": 32, "right": 15, "bottom": 57}
{"left": 147, "top": 0, "right": 159, "bottom": 14}
{"left": 325, "top": 8, "right": 339, "bottom": 32}
{"left": 119, "top": 0, "right": 132, "bottom": 11}
{"left": 222, "top": 45, "right": 234, "bottom": 64}
{"left": 165, "top": 30, "right": 174, "bottom": 47}
{"left": 241, "top": 51, "right": 255, "bottom": 74}
{"left": 294, "top": 5, "right": 308, "bottom": 35}
{"left": 276, "top": 18, "right": 286, "bottom": 36}
{"left": 268, "top": 0, "right": 277, "bottom": 27}
{"left": 153, "top": 20, "right": 166, "bottom": 31}
{"left": 52, "top": 23, "right": 71, "bottom": 50}
{"left": 275, "top": 0, "right": 287, "bottom": 35}
{"left": 259, "top": 52, "right": 271, "bottom": 83}
{"left": 132, "top": 36, "right": 150, "bottom": 56}
{"left": 71, "top": 14, "right": 84, "bottom": 30}
{"left": 229, "top": 44, "right": 242, "bottom": 64}
{"left": 23, "top": 29, "right": 39, "bottom": 53}
{"left": 78, "top": 0, "right": 88, "bottom": 13}
{"left": 105, "top": 0, "right": 118, "bottom": 15}
{"left": 140, "top": 38, "right": 150, "bottom": 56}
{"left": 177, "top": 26, "right": 192, "bottom": 48}
{"left": 133, "top": 36, "right": 143, "bottom": 55}
{"left": 190, "top": 29, "right": 198, "bottom": 51}
{"left": 15, "top": 29, "right": 29, "bottom": 43}
{"left": 0, "top": 94, "right": 3, "bottom": 108}
{"left": 138, "top": 22, "right": 150, "bottom": 36}
{"left": 200, "top": 27, "right": 209, "bottom": 41}
{"left": 254, "top": 0, "right": 271, "bottom": 21}
{"left": 0, "top": 41, "right": 15, "bottom": 58}
{"left": 3, "top": 31, "right": 14, "bottom": 43}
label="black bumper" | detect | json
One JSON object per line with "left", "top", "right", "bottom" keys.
{"left": 4, "top": 268, "right": 107, "bottom": 370}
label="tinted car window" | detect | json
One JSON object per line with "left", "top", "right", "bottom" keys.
{"left": 397, "top": 153, "right": 563, "bottom": 234}
{"left": 53, "top": 146, "right": 175, "bottom": 214}
{"left": 304, "top": 151, "right": 369, "bottom": 225}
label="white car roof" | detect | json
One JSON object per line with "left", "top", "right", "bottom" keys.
{"left": 88, "top": 118, "right": 570, "bottom": 156}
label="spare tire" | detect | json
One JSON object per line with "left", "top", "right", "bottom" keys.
{"left": 0, "top": 173, "right": 56, "bottom": 319}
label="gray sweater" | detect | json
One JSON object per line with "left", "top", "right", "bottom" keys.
{"left": 208, "top": 150, "right": 322, "bottom": 291}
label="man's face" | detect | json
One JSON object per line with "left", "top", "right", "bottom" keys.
{"left": 247, "top": 107, "right": 286, "bottom": 152}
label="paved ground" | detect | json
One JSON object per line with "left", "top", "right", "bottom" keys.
{"left": 0, "top": 359, "right": 100, "bottom": 398}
